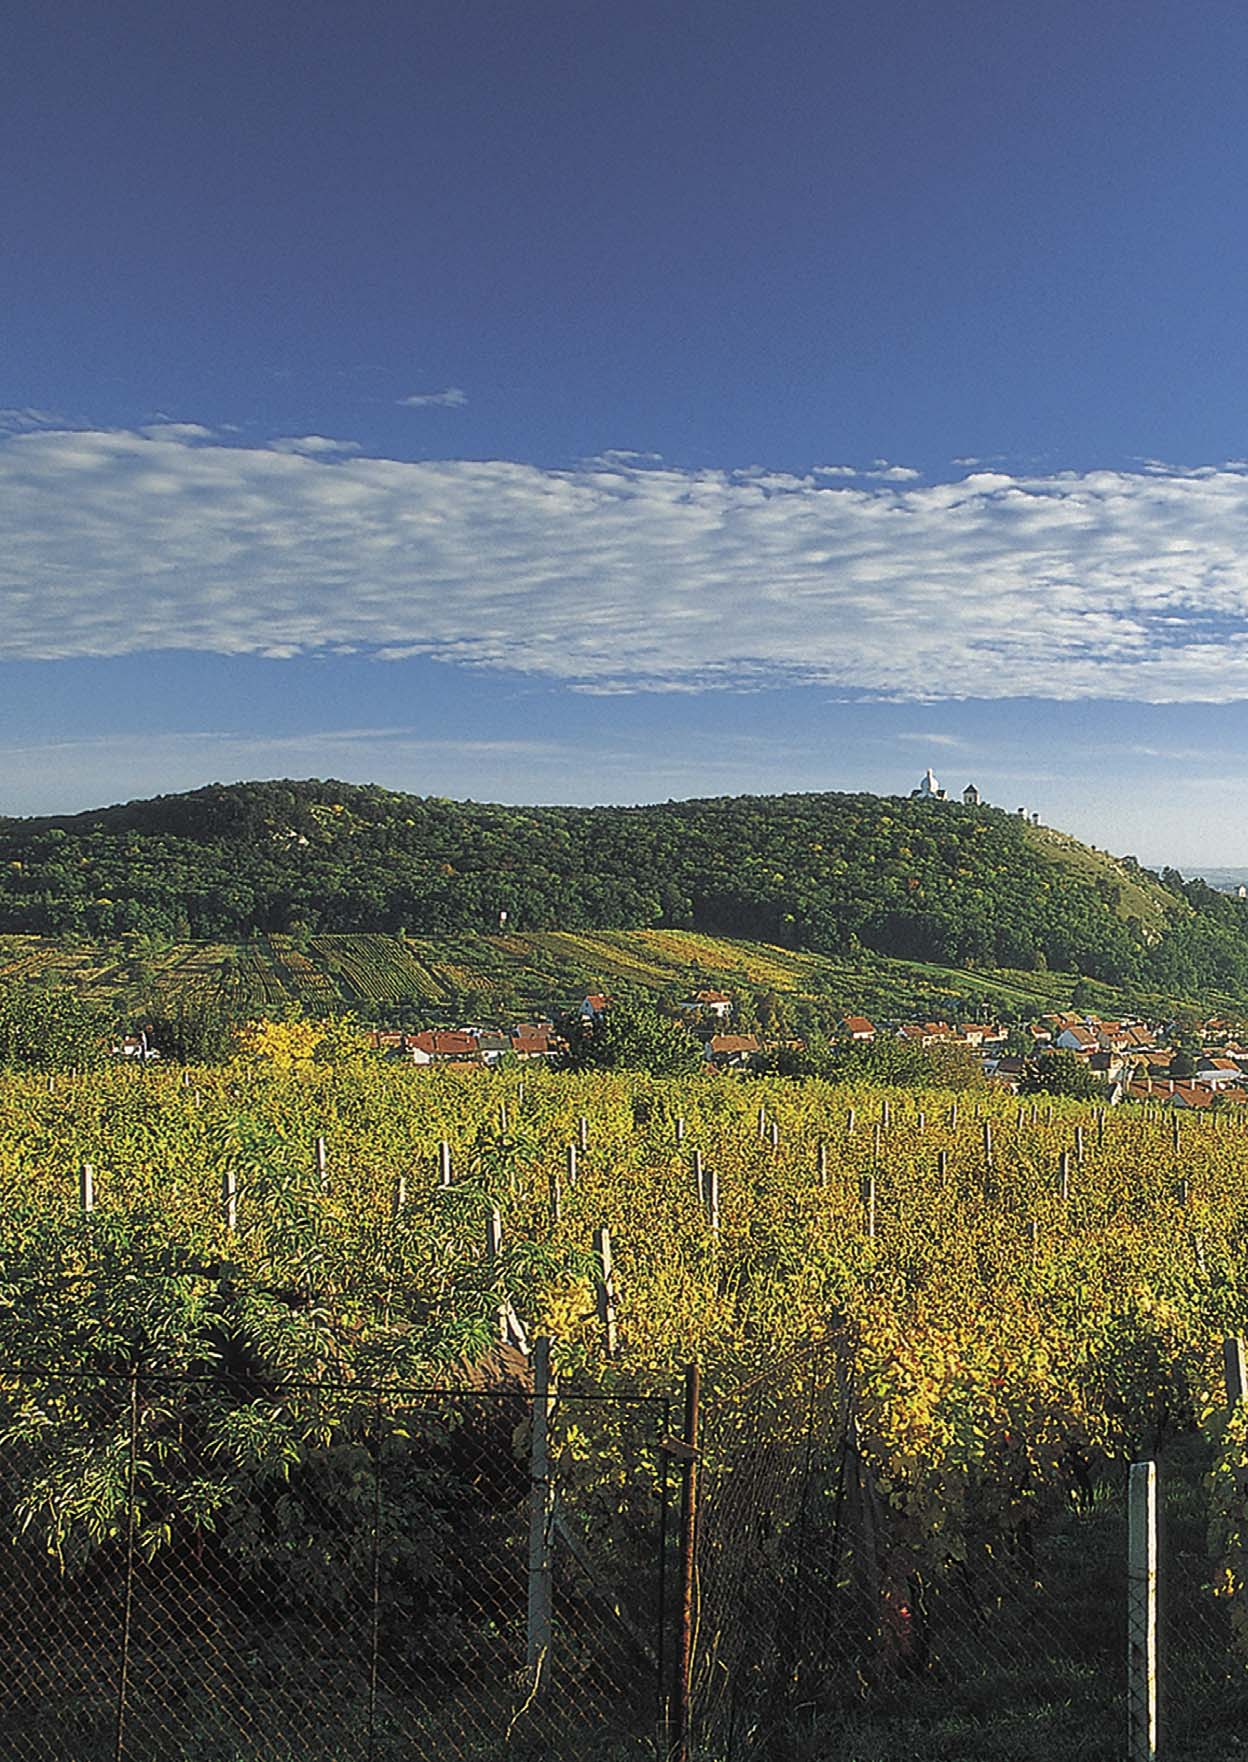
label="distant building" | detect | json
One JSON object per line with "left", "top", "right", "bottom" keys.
{"left": 963, "top": 783, "right": 981, "bottom": 806}
{"left": 912, "top": 768, "right": 947, "bottom": 801}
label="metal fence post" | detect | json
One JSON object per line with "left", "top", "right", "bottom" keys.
{"left": 674, "top": 1362, "right": 700, "bottom": 1762}
{"left": 526, "top": 1337, "right": 556, "bottom": 1696}
{"left": 1128, "top": 1459, "right": 1159, "bottom": 1762}
{"left": 114, "top": 1368, "right": 140, "bottom": 1762}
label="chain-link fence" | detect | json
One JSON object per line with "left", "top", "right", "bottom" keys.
{"left": 690, "top": 1341, "right": 1248, "bottom": 1762}
{"left": 3, "top": 1351, "right": 1247, "bottom": 1761}
{"left": 0, "top": 1363, "right": 672, "bottom": 1762}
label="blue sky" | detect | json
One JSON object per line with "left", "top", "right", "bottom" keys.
{"left": 5, "top": 0, "right": 1248, "bottom": 865}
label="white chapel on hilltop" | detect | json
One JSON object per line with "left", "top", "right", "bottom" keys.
{"left": 912, "top": 768, "right": 947, "bottom": 801}
{"left": 911, "top": 770, "right": 985, "bottom": 807}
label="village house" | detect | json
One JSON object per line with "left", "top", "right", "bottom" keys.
{"left": 510, "top": 1024, "right": 562, "bottom": 1061}
{"left": 897, "top": 1021, "right": 954, "bottom": 1047}
{"left": 1193, "top": 1055, "right": 1244, "bottom": 1091}
{"left": 840, "top": 1015, "right": 876, "bottom": 1041}
{"left": 402, "top": 1029, "right": 483, "bottom": 1067}
{"left": 679, "top": 989, "right": 733, "bottom": 1021}
{"left": 113, "top": 1032, "right": 158, "bottom": 1060}
{"left": 704, "top": 1033, "right": 761, "bottom": 1070}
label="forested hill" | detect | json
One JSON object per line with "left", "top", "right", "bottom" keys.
{"left": 1, "top": 778, "right": 1245, "bottom": 996}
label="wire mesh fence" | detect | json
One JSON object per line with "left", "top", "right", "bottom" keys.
{"left": 0, "top": 1363, "right": 671, "bottom": 1762}
{"left": 690, "top": 1340, "right": 1248, "bottom": 1762}
{"left": 2, "top": 1350, "right": 1247, "bottom": 1760}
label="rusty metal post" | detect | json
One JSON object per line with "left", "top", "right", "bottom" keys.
{"left": 674, "top": 1362, "right": 701, "bottom": 1762}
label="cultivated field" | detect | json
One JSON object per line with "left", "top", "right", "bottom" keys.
{"left": 1, "top": 1065, "right": 1246, "bottom": 1758}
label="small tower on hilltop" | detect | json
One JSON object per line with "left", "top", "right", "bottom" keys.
{"left": 912, "top": 768, "right": 946, "bottom": 801}
{"left": 963, "top": 783, "right": 981, "bottom": 806}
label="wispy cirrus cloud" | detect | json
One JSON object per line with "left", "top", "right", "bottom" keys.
{"left": 397, "top": 387, "right": 468, "bottom": 409}
{"left": 0, "top": 407, "right": 69, "bottom": 432}
{"left": 7, "top": 424, "right": 1248, "bottom": 702}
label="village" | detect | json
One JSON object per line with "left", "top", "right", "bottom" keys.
{"left": 191, "top": 991, "right": 1248, "bottom": 1107}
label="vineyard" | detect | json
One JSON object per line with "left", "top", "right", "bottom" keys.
{"left": 0, "top": 925, "right": 1230, "bottom": 1028}
{"left": 1, "top": 1066, "right": 1248, "bottom": 1757}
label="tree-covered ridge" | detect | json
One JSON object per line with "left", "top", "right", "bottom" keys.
{"left": 0, "top": 777, "right": 1242, "bottom": 995}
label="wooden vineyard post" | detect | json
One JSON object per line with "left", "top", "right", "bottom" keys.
{"left": 872, "top": 1121, "right": 882, "bottom": 1161}
{"left": 485, "top": 1208, "right": 530, "bottom": 1349}
{"left": 845, "top": 1107, "right": 856, "bottom": 1138}
{"left": 675, "top": 1115, "right": 685, "bottom": 1146}
{"left": 548, "top": 1164, "right": 561, "bottom": 1226}
{"left": 566, "top": 1143, "right": 578, "bottom": 1189}
{"left": 1059, "top": 1152, "right": 1071, "bottom": 1203}
{"left": 1127, "top": 1459, "right": 1159, "bottom": 1762}
{"left": 1097, "top": 1108, "right": 1105, "bottom": 1147}
{"left": 769, "top": 1120, "right": 779, "bottom": 1150}
{"left": 579, "top": 1114, "right": 589, "bottom": 1153}
{"left": 315, "top": 1135, "right": 329, "bottom": 1193}
{"left": 982, "top": 1119, "right": 993, "bottom": 1170}
{"left": 949, "top": 1103, "right": 959, "bottom": 1131}
{"left": 222, "top": 1167, "right": 237, "bottom": 1234}
{"left": 437, "top": 1139, "right": 452, "bottom": 1187}
{"left": 881, "top": 1098, "right": 891, "bottom": 1131}
{"left": 392, "top": 1172, "right": 407, "bottom": 1218}
{"left": 691, "top": 1148, "right": 704, "bottom": 1205}
{"left": 674, "top": 1363, "right": 700, "bottom": 1762}
{"left": 1224, "top": 1336, "right": 1247, "bottom": 1408}
{"left": 594, "top": 1224, "right": 619, "bottom": 1357}
{"left": 1172, "top": 1113, "right": 1180, "bottom": 1156}
{"left": 1074, "top": 1125, "right": 1085, "bottom": 1166}
{"left": 499, "top": 1102, "right": 509, "bottom": 1134}
{"left": 79, "top": 1162, "right": 95, "bottom": 1215}
{"left": 818, "top": 1140, "right": 828, "bottom": 1186}
{"left": 757, "top": 1106, "right": 767, "bottom": 1141}
{"left": 864, "top": 1168, "right": 877, "bottom": 1241}
{"left": 526, "top": 1337, "right": 556, "bottom": 1698}
{"left": 704, "top": 1164, "right": 720, "bottom": 1239}
{"left": 916, "top": 1110, "right": 925, "bottom": 1134}
{"left": 937, "top": 1149, "right": 948, "bottom": 1182}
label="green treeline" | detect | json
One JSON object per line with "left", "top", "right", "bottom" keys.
{"left": 1, "top": 778, "right": 1244, "bottom": 997}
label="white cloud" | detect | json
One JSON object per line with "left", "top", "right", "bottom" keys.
{"left": 812, "top": 464, "right": 859, "bottom": 478}
{"left": 397, "top": 387, "right": 468, "bottom": 409}
{"left": 8, "top": 426, "right": 1248, "bottom": 702}
{"left": 864, "top": 461, "right": 922, "bottom": 481}
{"left": 267, "top": 435, "right": 362, "bottom": 456}
{"left": 139, "top": 422, "right": 216, "bottom": 441}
